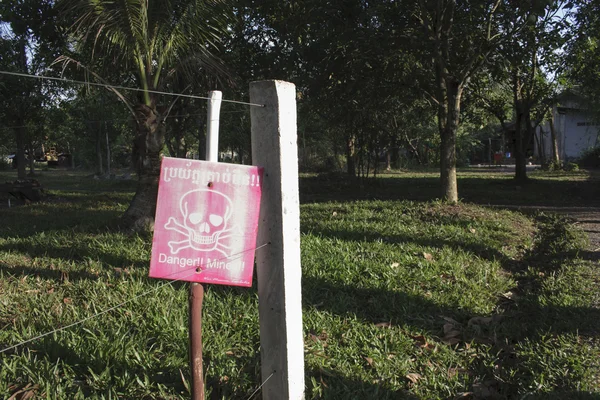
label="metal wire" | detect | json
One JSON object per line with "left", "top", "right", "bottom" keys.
{"left": 0, "top": 70, "right": 265, "bottom": 107}
{"left": 246, "top": 371, "right": 275, "bottom": 400}
{"left": 0, "top": 242, "right": 270, "bottom": 354}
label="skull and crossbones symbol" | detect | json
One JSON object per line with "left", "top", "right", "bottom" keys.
{"left": 164, "top": 189, "right": 241, "bottom": 256}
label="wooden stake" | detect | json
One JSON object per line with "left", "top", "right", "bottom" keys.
{"left": 189, "top": 282, "right": 205, "bottom": 400}
{"left": 190, "top": 90, "right": 222, "bottom": 400}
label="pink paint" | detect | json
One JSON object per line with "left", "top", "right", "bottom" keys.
{"left": 149, "top": 157, "right": 263, "bottom": 287}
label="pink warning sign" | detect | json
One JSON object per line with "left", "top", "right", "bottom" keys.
{"left": 149, "top": 157, "right": 263, "bottom": 287}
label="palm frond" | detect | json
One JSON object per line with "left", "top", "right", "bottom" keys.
{"left": 53, "top": 54, "right": 137, "bottom": 118}
{"left": 58, "top": 0, "right": 232, "bottom": 102}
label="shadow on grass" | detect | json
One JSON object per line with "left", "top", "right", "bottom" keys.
{"left": 24, "top": 339, "right": 190, "bottom": 398}
{"left": 0, "top": 238, "right": 146, "bottom": 273}
{"left": 303, "top": 275, "right": 600, "bottom": 337}
{"left": 0, "top": 263, "right": 100, "bottom": 282}
{"left": 299, "top": 173, "right": 600, "bottom": 207}
{"left": 305, "top": 368, "right": 420, "bottom": 400}
{"left": 579, "top": 250, "right": 600, "bottom": 262}
{"left": 526, "top": 392, "right": 600, "bottom": 400}
{"left": 303, "top": 274, "right": 600, "bottom": 398}
{"left": 0, "top": 203, "right": 125, "bottom": 239}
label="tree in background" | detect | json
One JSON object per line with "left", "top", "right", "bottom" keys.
{"left": 401, "top": 0, "right": 511, "bottom": 202}
{"left": 566, "top": 0, "right": 600, "bottom": 116}
{"left": 499, "top": 0, "right": 566, "bottom": 181}
{"left": 58, "top": 0, "right": 231, "bottom": 225}
{"left": 0, "top": 0, "right": 64, "bottom": 179}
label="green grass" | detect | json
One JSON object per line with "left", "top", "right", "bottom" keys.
{"left": 0, "top": 169, "right": 599, "bottom": 399}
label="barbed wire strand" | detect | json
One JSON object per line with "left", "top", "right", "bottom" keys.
{"left": 246, "top": 371, "right": 275, "bottom": 400}
{"left": 0, "top": 70, "right": 265, "bottom": 107}
{"left": 0, "top": 242, "right": 270, "bottom": 354}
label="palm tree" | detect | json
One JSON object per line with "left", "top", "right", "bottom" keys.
{"left": 58, "top": 0, "right": 230, "bottom": 225}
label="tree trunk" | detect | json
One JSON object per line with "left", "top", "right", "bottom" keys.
{"left": 386, "top": 151, "right": 391, "bottom": 171}
{"left": 15, "top": 126, "right": 26, "bottom": 180}
{"left": 27, "top": 141, "right": 35, "bottom": 176}
{"left": 122, "top": 103, "right": 164, "bottom": 225}
{"left": 106, "top": 127, "right": 111, "bottom": 176}
{"left": 440, "top": 81, "right": 461, "bottom": 203}
{"left": 96, "top": 126, "right": 103, "bottom": 176}
{"left": 549, "top": 113, "right": 560, "bottom": 163}
{"left": 536, "top": 126, "right": 546, "bottom": 166}
{"left": 346, "top": 134, "right": 356, "bottom": 176}
{"left": 513, "top": 107, "right": 526, "bottom": 182}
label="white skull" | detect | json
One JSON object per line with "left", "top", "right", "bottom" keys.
{"left": 179, "top": 189, "right": 233, "bottom": 251}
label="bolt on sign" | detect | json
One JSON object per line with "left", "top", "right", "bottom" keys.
{"left": 149, "top": 157, "right": 263, "bottom": 287}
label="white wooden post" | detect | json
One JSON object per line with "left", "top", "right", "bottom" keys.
{"left": 206, "top": 90, "right": 222, "bottom": 162}
{"left": 190, "top": 90, "right": 222, "bottom": 400}
{"left": 250, "top": 80, "right": 305, "bottom": 400}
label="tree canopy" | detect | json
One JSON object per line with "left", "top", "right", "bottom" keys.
{"left": 1, "top": 0, "right": 599, "bottom": 216}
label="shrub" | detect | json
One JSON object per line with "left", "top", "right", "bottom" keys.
{"left": 541, "top": 160, "right": 579, "bottom": 172}
{"left": 578, "top": 146, "right": 600, "bottom": 168}
{"left": 564, "top": 162, "right": 579, "bottom": 172}
{"left": 0, "top": 157, "right": 11, "bottom": 171}
{"left": 542, "top": 160, "right": 562, "bottom": 171}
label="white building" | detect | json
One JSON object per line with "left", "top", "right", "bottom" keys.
{"left": 538, "top": 91, "right": 600, "bottom": 160}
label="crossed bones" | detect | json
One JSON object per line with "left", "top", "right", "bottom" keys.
{"left": 164, "top": 217, "right": 243, "bottom": 256}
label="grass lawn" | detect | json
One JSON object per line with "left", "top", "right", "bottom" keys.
{"left": 0, "top": 169, "right": 599, "bottom": 399}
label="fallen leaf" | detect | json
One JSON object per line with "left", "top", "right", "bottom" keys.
{"left": 440, "top": 273, "right": 455, "bottom": 281}
{"left": 63, "top": 298, "right": 72, "bottom": 304}
{"left": 442, "top": 337, "right": 461, "bottom": 345}
{"left": 179, "top": 369, "right": 191, "bottom": 393}
{"left": 423, "top": 252, "right": 433, "bottom": 261}
{"left": 469, "top": 228, "right": 477, "bottom": 233}
{"left": 308, "top": 333, "right": 320, "bottom": 343}
{"left": 411, "top": 334, "right": 427, "bottom": 347}
{"left": 390, "top": 262, "right": 400, "bottom": 268}
{"left": 443, "top": 323, "right": 456, "bottom": 334}
{"left": 468, "top": 317, "right": 493, "bottom": 326}
{"left": 405, "top": 373, "right": 422, "bottom": 384}
{"left": 444, "top": 330, "right": 461, "bottom": 339}
{"left": 453, "top": 392, "right": 474, "bottom": 399}
{"left": 364, "top": 357, "right": 374, "bottom": 367}
{"left": 8, "top": 383, "right": 39, "bottom": 400}
{"left": 441, "top": 316, "right": 461, "bottom": 325}
{"left": 375, "top": 322, "right": 392, "bottom": 328}
{"left": 320, "top": 375, "right": 329, "bottom": 388}
{"left": 225, "top": 351, "right": 234, "bottom": 355}
{"left": 473, "top": 381, "right": 499, "bottom": 398}
{"left": 500, "top": 291, "right": 515, "bottom": 300}
{"left": 410, "top": 334, "right": 435, "bottom": 350}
